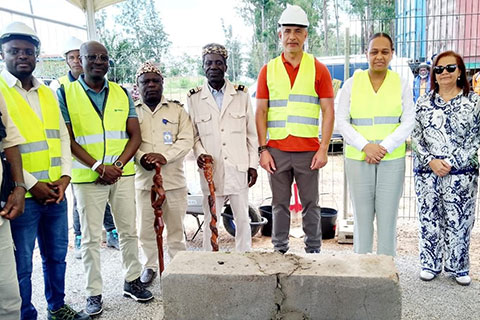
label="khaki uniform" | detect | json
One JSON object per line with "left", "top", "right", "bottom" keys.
{"left": 135, "top": 97, "right": 193, "bottom": 269}
{"left": 0, "top": 93, "right": 24, "bottom": 320}
{"left": 187, "top": 79, "right": 258, "bottom": 252}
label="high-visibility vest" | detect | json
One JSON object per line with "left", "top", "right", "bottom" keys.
{"left": 266, "top": 52, "right": 320, "bottom": 140}
{"left": 0, "top": 76, "right": 62, "bottom": 198}
{"left": 346, "top": 69, "right": 405, "bottom": 161}
{"left": 64, "top": 80, "right": 135, "bottom": 183}
{"left": 58, "top": 75, "right": 69, "bottom": 86}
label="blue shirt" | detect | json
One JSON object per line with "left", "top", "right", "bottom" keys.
{"left": 57, "top": 74, "right": 137, "bottom": 124}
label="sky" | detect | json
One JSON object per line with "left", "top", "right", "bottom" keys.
{"left": 0, "top": 0, "right": 251, "bottom": 56}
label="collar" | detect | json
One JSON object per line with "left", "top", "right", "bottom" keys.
{"left": 1, "top": 69, "right": 42, "bottom": 90}
{"left": 207, "top": 81, "right": 226, "bottom": 95}
{"left": 281, "top": 52, "right": 304, "bottom": 69}
{"left": 67, "top": 70, "right": 78, "bottom": 82}
{"left": 138, "top": 95, "right": 168, "bottom": 111}
{"left": 78, "top": 74, "right": 108, "bottom": 93}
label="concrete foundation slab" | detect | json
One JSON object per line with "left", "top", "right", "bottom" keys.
{"left": 162, "top": 251, "right": 401, "bottom": 320}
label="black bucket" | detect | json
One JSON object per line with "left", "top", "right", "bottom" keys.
{"left": 259, "top": 205, "right": 273, "bottom": 237}
{"left": 321, "top": 208, "right": 337, "bottom": 239}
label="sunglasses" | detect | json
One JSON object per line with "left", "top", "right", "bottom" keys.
{"left": 433, "top": 64, "right": 457, "bottom": 74}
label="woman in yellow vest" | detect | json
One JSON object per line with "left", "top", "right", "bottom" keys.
{"left": 337, "top": 33, "right": 415, "bottom": 256}
{"left": 412, "top": 51, "right": 480, "bottom": 286}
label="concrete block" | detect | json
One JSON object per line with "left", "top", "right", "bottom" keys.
{"left": 162, "top": 252, "right": 401, "bottom": 320}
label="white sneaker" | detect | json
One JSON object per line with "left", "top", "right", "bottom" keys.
{"left": 420, "top": 270, "right": 435, "bottom": 281}
{"left": 455, "top": 275, "right": 471, "bottom": 286}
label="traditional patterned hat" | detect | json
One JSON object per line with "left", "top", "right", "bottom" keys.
{"left": 202, "top": 43, "right": 228, "bottom": 60}
{"left": 136, "top": 61, "right": 163, "bottom": 81}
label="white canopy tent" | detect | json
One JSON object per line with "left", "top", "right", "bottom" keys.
{"left": 66, "top": 0, "right": 124, "bottom": 40}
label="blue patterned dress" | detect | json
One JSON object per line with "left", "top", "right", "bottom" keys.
{"left": 412, "top": 90, "right": 480, "bottom": 276}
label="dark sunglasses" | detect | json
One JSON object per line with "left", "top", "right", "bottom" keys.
{"left": 433, "top": 64, "right": 457, "bottom": 74}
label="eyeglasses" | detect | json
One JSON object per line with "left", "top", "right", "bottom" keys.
{"left": 82, "top": 54, "right": 109, "bottom": 63}
{"left": 433, "top": 64, "right": 457, "bottom": 74}
{"left": 5, "top": 48, "right": 38, "bottom": 57}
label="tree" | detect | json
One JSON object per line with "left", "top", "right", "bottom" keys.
{"left": 345, "top": 0, "right": 395, "bottom": 52}
{"left": 222, "top": 20, "right": 243, "bottom": 82}
{"left": 96, "top": 0, "right": 171, "bottom": 83}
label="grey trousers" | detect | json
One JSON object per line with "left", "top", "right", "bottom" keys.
{"left": 0, "top": 219, "right": 21, "bottom": 320}
{"left": 269, "top": 148, "right": 321, "bottom": 252}
{"left": 345, "top": 158, "right": 405, "bottom": 256}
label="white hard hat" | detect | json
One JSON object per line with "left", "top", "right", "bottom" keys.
{"left": 278, "top": 4, "right": 309, "bottom": 28}
{"left": 63, "top": 36, "right": 83, "bottom": 56}
{"left": 0, "top": 21, "right": 40, "bottom": 47}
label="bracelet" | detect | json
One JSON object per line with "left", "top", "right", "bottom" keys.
{"left": 258, "top": 145, "right": 268, "bottom": 154}
{"left": 91, "top": 160, "right": 101, "bottom": 172}
{"left": 14, "top": 181, "right": 28, "bottom": 192}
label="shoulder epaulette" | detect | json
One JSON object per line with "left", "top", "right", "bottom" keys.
{"left": 167, "top": 99, "right": 184, "bottom": 107}
{"left": 234, "top": 84, "right": 248, "bottom": 93}
{"left": 187, "top": 86, "right": 202, "bottom": 97}
{"left": 134, "top": 99, "right": 143, "bottom": 108}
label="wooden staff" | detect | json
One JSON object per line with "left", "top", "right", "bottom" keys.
{"left": 203, "top": 157, "right": 218, "bottom": 251}
{"left": 150, "top": 163, "right": 165, "bottom": 274}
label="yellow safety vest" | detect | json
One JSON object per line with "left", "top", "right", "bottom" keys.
{"left": 266, "top": 52, "right": 320, "bottom": 140}
{"left": 64, "top": 80, "right": 135, "bottom": 183}
{"left": 58, "top": 75, "right": 69, "bottom": 86}
{"left": 346, "top": 70, "right": 405, "bottom": 161}
{"left": 0, "top": 76, "right": 62, "bottom": 198}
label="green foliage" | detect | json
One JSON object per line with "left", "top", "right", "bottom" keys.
{"left": 96, "top": 0, "right": 170, "bottom": 83}
{"left": 221, "top": 20, "right": 243, "bottom": 82}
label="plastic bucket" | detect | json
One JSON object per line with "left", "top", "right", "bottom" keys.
{"left": 321, "top": 208, "right": 337, "bottom": 239}
{"left": 259, "top": 205, "right": 273, "bottom": 237}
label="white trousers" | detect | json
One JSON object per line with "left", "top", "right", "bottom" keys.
{"left": 136, "top": 187, "right": 187, "bottom": 271}
{"left": 202, "top": 188, "right": 251, "bottom": 252}
{"left": 73, "top": 176, "right": 142, "bottom": 296}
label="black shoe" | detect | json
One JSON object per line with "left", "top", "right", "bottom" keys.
{"left": 274, "top": 248, "right": 288, "bottom": 254}
{"left": 48, "top": 304, "right": 90, "bottom": 320}
{"left": 85, "top": 295, "right": 103, "bottom": 316}
{"left": 305, "top": 248, "right": 320, "bottom": 254}
{"left": 124, "top": 277, "right": 154, "bottom": 302}
{"left": 140, "top": 268, "right": 157, "bottom": 286}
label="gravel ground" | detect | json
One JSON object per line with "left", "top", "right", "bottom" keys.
{"left": 29, "top": 217, "right": 480, "bottom": 320}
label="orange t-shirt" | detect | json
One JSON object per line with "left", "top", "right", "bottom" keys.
{"left": 256, "top": 53, "right": 334, "bottom": 152}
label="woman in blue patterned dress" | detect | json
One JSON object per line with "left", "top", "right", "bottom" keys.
{"left": 412, "top": 50, "right": 480, "bottom": 286}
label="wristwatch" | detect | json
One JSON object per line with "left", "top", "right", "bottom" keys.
{"left": 14, "top": 181, "right": 28, "bottom": 192}
{"left": 258, "top": 145, "right": 268, "bottom": 155}
{"left": 114, "top": 160, "right": 124, "bottom": 169}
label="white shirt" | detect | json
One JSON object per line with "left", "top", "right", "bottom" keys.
{"left": 336, "top": 72, "right": 415, "bottom": 153}
{"left": 208, "top": 82, "right": 226, "bottom": 110}
{"left": 1, "top": 69, "right": 72, "bottom": 189}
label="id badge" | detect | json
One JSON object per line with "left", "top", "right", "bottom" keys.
{"left": 163, "top": 131, "right": 173, "bottom": 145}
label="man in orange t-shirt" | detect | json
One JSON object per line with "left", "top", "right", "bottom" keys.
{"left": 255, "top": 5, "right": 334, "bottom": 254}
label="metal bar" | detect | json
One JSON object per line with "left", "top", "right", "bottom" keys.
{"left": 0, "top": 7, "right": 86, "bottom": 30}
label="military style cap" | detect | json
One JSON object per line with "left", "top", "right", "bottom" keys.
{"left": 202, "top": 43, "right": 228, "bottom": 60}
{"left": 136, "top": 61, "right": 163, "bottom": 81}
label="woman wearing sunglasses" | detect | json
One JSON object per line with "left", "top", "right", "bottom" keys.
{"left": 412, "top": 50, "right": 480, "bottom": 286}
{"left": 337, "top": 33, "right": 415, "bottom": 256}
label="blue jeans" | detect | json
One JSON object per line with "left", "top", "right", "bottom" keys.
{"left": 10, "top": 198, "right": 68, "bottom": 320}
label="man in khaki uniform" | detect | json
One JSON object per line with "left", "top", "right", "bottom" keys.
{"left": 187, "top": 43, "right": 258, "bottom": 252}
{"left": 134, "top": 61, "right": 193, "bottom": 285}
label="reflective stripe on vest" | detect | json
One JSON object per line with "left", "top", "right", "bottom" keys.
{"left": 345, "top": 70, "right": 405, "bottom": 161}
{"left": 0, "top": 76, "right": 62, "bottom": 198}
{"left": 65, "top": 80, "right": 134, "bottom": 183}
{"left": 266, "top": 52, "right": 320, "bottom": 139}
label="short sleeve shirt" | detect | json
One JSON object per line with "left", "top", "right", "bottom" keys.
{"left": 256, "top": 53, "right": 334, "bottom": 151}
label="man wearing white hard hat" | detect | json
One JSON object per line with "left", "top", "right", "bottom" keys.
{"left": 0, "top": 22, "right": 90, "bottom": 320}
{"left": 255, "top": 5, "right": 334, "bottom": 254}
{"left": 54, "top": 37, "right": 121, "bottom": 259}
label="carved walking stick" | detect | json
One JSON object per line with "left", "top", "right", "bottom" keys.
{"left": 203, "top": 157, "right": 218, "bottom": 251}
{"left": 151, "top": 163, "right": 165, "bottom": 274}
